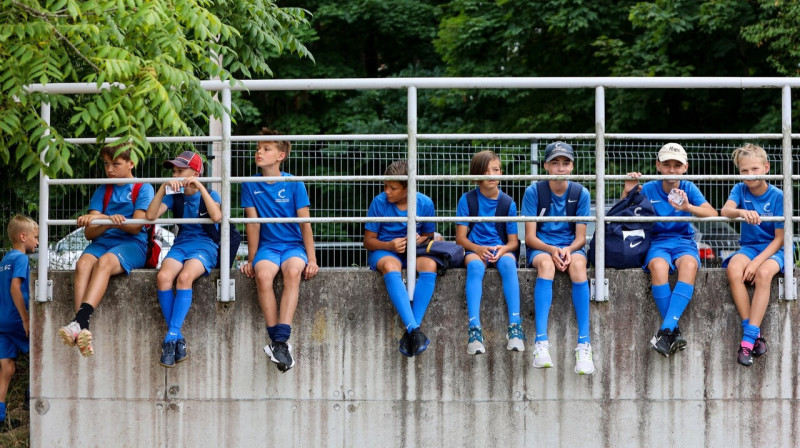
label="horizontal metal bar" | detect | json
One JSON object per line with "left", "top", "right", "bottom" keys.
{"left": 230, "top": 134, "right": 408, "bottom": 142}
{"left": 48, "top": 177, "right": 222, "bottom": 185}
{"left": 25, "top": 77, "right": 800, "bottom": 95}
{"left": 64, "top": 136, "right": 222, "bottom": 144}
{"left": 604, "top": 133, "right": 785, "bottom": 140}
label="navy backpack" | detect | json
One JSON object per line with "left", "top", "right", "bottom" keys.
{"left": 587, "top": 190, "right": 655, "bottom": 268}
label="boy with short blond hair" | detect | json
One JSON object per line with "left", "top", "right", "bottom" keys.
{"left": 0, "top": 214, "right": 38, "bottom": 428}
{"left": 58, "top": 142, "right": 155, "bottom": 357}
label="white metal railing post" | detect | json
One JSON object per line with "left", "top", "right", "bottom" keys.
{"left": 407, "top": 86, "right": 418, "bottom": 299}
{"left": 781, "top": 86, "right": 795, "bottom": 300}
{"left": 218, "top": 85, "right": 234, "bottom": 302}
{"left": 594, "top": 87, "right": 607, "bottom": 301}
{"left": 36, "top": 102, "right": 52, "bottom": 302}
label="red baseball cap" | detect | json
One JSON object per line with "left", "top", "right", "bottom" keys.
{"left": 163, "top": 151, "right": 204, "bottom": 175}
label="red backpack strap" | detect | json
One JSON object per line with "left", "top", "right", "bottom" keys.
{"left": 132, "top": 183, "right": 143, "bottom": 205}
{"left": 102, "top": 185, "right": 113, "bottom": 213}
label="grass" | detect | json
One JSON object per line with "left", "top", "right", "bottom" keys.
{"left": 0, "top": 353, "right": 30, "bottom": 447}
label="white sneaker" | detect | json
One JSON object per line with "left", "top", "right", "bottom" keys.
{"left": 532, "top": 341, "right": 553, "bottom": 368}
{"left": 506, "top": 323, "right": 526, "bottom": 352}
{"left": 467, "top": 327, "right": 486, "bottom": 355}
{"left": 574, "top": 342, "right": 595, "bottom": 375}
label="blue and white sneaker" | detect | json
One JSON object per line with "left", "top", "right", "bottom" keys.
{"left": 264, "top": 341, "right": 295, "bottom": 372}
{"left": 506, "top": 323, "right": 526, "bottom": 352}
{"left": 467, "top": 327, "right": 485, "bottom": 355}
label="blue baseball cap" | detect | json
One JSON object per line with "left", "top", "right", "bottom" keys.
{"left": 544, "top": 141, "right": 575, "bottom": 162}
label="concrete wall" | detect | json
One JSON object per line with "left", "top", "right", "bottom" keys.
{"left": 30, "top": 269, "right": 800, "bottom": 447}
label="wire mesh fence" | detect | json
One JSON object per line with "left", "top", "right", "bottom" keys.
{"left": 2, "top": 140, "right": 798, "bottom": 269}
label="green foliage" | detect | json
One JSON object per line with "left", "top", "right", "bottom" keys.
{"left": 740, "top": 0, "right": 800, "bottom": 76}
{"left": 0, "top": 0, "right": 313, "bottom": 181}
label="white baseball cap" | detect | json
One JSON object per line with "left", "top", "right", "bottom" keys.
{"left": 657, "top": 143, "right": 687, "bottom": 165}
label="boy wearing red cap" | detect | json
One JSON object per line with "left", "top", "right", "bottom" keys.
{"left": 146, "top": 151, "right": 222, "bottom": 367}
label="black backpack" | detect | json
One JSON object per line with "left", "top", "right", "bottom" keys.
{"left": 535, "top": 180, "right": 582, "bottom": 235}
{"left": 587, "top": 190, "right": 655, "bottom": 268}
{"left": 171, "top": 194, "right": 242, "bottom": 268}
{"left": 466, "top": 189, "right": 519, "bottom": 259}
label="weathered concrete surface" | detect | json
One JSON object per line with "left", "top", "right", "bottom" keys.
{"left": 30, "top": 269, "right": 800, "bottom": 447}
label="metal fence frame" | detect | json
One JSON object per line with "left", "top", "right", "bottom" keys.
{"left": 29, "top": 77, "right": 799, "bottom": 303}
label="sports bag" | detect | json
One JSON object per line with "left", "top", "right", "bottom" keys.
{"left": 416, "top": 238, "right": 465, "bottom": 274}
{"left": 587, "top": 190, "right": 655, "bottom": 268}
{"left": 171, "top": 193, "right": 242, "bottom": 268}
{"left": 103, "top": 184, "right": 162, "bottom": 268}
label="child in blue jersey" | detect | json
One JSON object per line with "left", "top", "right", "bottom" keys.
{"left": 624, "top": 143, "right": 718, "bottom": 358}
{"left": 455, "top": 150, "right": 524, "bottom": 355}
{"left": 364, "top": 160, "right": 438, "bottom": 357}
{"left": 58, "top": 143, "right": 155, "bottom": 358}
{"left": 146, "top": 151, "right": 222, "bottom": 368}
{"left": 522, "top": 141, "right": 595, "bottom": 375}
{"left": 720, "top": 144, "right": 787, "bottom": 367}
{"left": 240, "top": 128, "right": 319, "bottom": 373}
{"left": 0, "top": 215, "right": 38, "bottom": 430}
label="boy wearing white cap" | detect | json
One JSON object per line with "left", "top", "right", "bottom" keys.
{"left": 146, "top": 150, "right": 222, "bottom": 367}
{"left": 623, "top": 143, "right": 718, "bottom": 357}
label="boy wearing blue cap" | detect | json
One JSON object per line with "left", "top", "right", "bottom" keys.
{"left": 522, "top": 142, "right": 595, "bottom": 375}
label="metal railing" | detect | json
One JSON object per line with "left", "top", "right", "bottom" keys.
{"left": 29, "top": 77, "right": 799, "bottom": 303}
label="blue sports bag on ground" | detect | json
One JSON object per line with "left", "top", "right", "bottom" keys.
{"left": 588, "top": 190, "right": 655, "bottom": 268}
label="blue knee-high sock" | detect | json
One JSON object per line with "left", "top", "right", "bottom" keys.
{"left": 0, "top": 401, "right": 6, "bottom": 421}
{"left": 412, "top": 272, "right": 437, "bottom": 324}
{"left": 166, "top": 289, "right": 192, "bottom": 342}
{"left": 661, "top": 281, "right": 694, "bottom": 331}
{"left": 742, "top": 324, "right": 759, "bottom": 345}
{"left": 534, "top": 278, "right": 554, "bottom": 342}
{"left": 466, "top": 260, "right": 486, "bottom": 328}
{"left": 384, "top": 272, "right": 417, "bottom": 331}
{"left": 651, "top": 283, "right": 671, "bottom": 319}
{"left": 497, "top": 256, "right": 521, "bottom": 325}
{"left": 572, "top": 281, "right": 591, "bottom": 344}
{"left": 157, "top": 289, "right": 175, "bottom": 324}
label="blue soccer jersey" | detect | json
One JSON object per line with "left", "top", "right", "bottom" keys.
{"left": 365, "top": 192, "right": 436, "bottom": 242}
{"left": 163, "top": 189, "right": 222, "bottom": 246}
{"left": 521, "top": 181, "right": 591, "bottom": 248}
{"left": 728, "top": 182, "right": 783, "bottom": 247}
{"left": 456, "top": 188, "right": 518, "bottom": 246}
{"left": 240, "top": 172, "right": 310, "bottom": 247}
{"left": 88, "top": 182, "right": 155, "bottom": 244}
{"left": 0, "top": 250, "right": 29, "bottom": 330}
{"left": 640, "top": 180, "right": 708, "bottom": 241}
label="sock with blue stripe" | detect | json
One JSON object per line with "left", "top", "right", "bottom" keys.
{"left": 742, "top": 323, "right": 759, "bottom": 349}
{"left": 384, "top": 271, "right": 417, "bottom": 331}
{"left": 497, "top": 256, "right": 521, "bottom": 325}
{"left": 661, "top": 281, "right": 694, "bottom": 331}
{"left": 412, "top": 272, "right": 437, "bottom": 324}
{"left": 572, "top": 280, "right": 591, "bottom": 344}
{"left": 534, "top": 278, "right": 553, "bottom": 342}
{"left": 465, "top": 260, "right": 486, "bottom": 328}
{"left": 651, "top": 283, "right": 671, "bottom": 320}
{"left": 166, "top": 289, "right": 192, "bottom": 342}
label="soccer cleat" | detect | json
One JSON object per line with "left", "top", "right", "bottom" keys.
{"left": 574, "top": 342, "right": 595, "bottom": 375}
{"left": 160, "top": 341, "right": 176, "bottom": 367}
{"left": 737, "top": 346, "right": 754, "bottom": 367}
{"left": 532, "top": 341, "right": 553, "bottom": 368}
{"left": 672, "top": 326, "right": 687, "bottom": 353}
{"left": 467, "top": 327, "right": 486, "bottom": 355}
{"left": 506, "top": 323, "right": 526, "bottom": 352}
{"left": 58, "top": 321, "right": 80, "bottom": 347}
{"left": 175, "top": 338, "right": 188, "bottom": 363}
{"left": 411, "top": 328, "right": 430, "bottom": 356}
{"left": 264, "top": 341, "right": 295, "bottom": 372}
{"left": 76, "top": 329, "right": 94, "bottom": 357}
{"left": 399, "top": 331, "right": 413, "bottom": 357}
{"left": 752, "top": 337, "right": 768, "bottom": 357}
{"left": 650, "top": 328, "right": 674, "bottom": 358}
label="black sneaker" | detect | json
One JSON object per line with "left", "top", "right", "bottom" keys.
{"left": 175, "top": 338, "right": 188, "bottom": 364}
{"left": 411, "top": 328, "right": 430, "bottom": 356}
{"left": 0, "top": 418, "right": 22, "bottom": 432}
{"left": 264, "top": 341, "right": 295, "bottom": 372}
{"left": 160, "top": 341, "right": 176, "bottom": 368}
{"left": 650, "top": 328, "right": 674, "bottom": 357}
{"left": 737, "top": 346, "right": 754, "bottom": 367}
{"left": 752, "top": 337, "right": 768, "bottom": 357}
{"left": 398, "top": 331, "right": 413, "bottom": 357}
{"left": 672, "top": 326, "right": 687, "bottom": 353}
